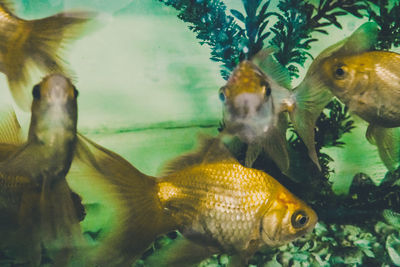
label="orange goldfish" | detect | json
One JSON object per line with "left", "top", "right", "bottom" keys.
{"left": 289, "top": 22, "right": 400, "bottom": 171}
{"left": 0, "top": 0, "right": 95, "bottom": 110}
{"left": 69, "top": 135, "right": 317, "bottom": 266}
{"left": 0, "top": 74, "right": 83, "bottom": 265}
{"left": 219, "top": 48, "right": 292, "bottom": 173}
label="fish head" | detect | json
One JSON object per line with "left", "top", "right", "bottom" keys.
{"left": 320, "top": 55, "right": 366, "bottom": 99}
{"left": 260, "top": 189, "right": 317, "bottom": 247}
{"left": 29, "top": 74, "right": 79, "bottom": 141}
{"left": 220, "top": 61, "right": 277, "bottom": 142}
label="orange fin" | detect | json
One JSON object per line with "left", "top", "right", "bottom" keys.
{"left": 161, "top": 135, "right": 239, "bottom": 177}
{"left": 366, "top": 124, "right": 400, "bottom": 171}
{"left": 69, "top": 133, "right": 176, "bottom": 266}
{"left": 5, "top": 11, "right": 98, "bottom": 110}
{"left": 0, "top": 108, "right": 24, "bottom": 145}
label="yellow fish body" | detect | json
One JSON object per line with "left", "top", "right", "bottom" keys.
{"left": 70, "top": 135, "right": 317, "bottom": 266}
{"left": 0, "top": 0, "right": 95, "bottom": 110}
{"left": 220, "top": 48, "right": 292, "bottom": 172}
{"left": 0, "top": 74, "right": 83, "bottom": 265}
{"left": 290, "top": 22, "right": 400, "bottom": 171}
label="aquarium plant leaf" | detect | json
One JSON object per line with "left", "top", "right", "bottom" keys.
{"left": 366, "top": 0, "right": 400, "bottom": 50}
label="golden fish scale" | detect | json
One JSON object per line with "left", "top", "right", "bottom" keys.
{"left": 225, "top": 61, "right": 266, "bottom": 98}
{"left": 159, "top": 163, "right": 277, "bottom": 252}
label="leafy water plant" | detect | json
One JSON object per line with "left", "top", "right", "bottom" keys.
{"left": 158, "top": 0, "right": 246, "bottom": 78}
{"left": 366, "top": 0, "right": 400, "bottom": 50}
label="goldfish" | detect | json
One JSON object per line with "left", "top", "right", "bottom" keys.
{"left": 0, "top": 74, "right": 83, "bottom": 265}
{"left": 289, "top": 22, "right": 400, "bottom": 171}
{"left": 0, "top": 0, "right": 95, "bottom": 111}
{"left": 219, "top": 48, "right": 292, "bottom": 173}
{"left": 68, "top": 135, "right": 317, "bottom": 266}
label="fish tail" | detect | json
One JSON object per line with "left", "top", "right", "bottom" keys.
{"left": 71, "top": 133, "right": 176, "bottom": 266}
{"left": 39, "top": 177, "right": 85, "bottom": 264}
{"left": 366, "top": 124, "right": 400, "bottom": 171}
{"left": 289, "top": 79, "right": 333, "bottom": 170}
{"left": 5, "top": 11, "right": 96, "bottom": 110}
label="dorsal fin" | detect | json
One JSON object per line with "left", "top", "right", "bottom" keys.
{"left": 161, "top": 135, "right": 239, "bottom": 177}
{"left": 339, "top": 22, "right": 379, "bottom": 55}
{"left": 252, "top": 47, "right": 292, "bottom": 89}
{"left": 0, "top": 109, "right": 24, "bottom": 145}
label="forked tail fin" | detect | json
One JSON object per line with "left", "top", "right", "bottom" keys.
{"left": 69, "top": 133, "right": 176, "bottom": 266}
{"left": 4, "top": 10, "right": 97, "bottom": 110}
{"left": 289, "top": 78, "right": 333, "bottom": 170}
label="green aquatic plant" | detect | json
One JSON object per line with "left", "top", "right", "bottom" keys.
{"left": 229, "top": 0, "right": 275, "bottom": 58}
{"left": 366, "top": 0, "right": 400, "bottom": 50}
{"left": 158, "top": 0, "right": 247, "bottom": 78}
{"left": 270, "top": 0, "right": 366, "bottom": 77}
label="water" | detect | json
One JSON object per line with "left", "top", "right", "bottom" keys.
{"left": 1, "top": 0, "right": 400, "bottom": 266}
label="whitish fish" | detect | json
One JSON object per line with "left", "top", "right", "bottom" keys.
{"left": 219, "top": 48, "right": 292, "bottom": 173}
{"left": 0, "top": 74, "right": 83, "bottom": 265}
{"left": 289, "top": 22, "right": 400, "bottom": 171}
{"left": 0, "top": 0, "right": 95, "bottom": 110}
{"left": 68, "top": 135, "right": 317, "bottom": 266}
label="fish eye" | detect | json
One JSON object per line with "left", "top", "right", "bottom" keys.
{"left": 261, "top": 81, "right": 271, "bottom": 97}
{"left": 291, "top": 210, "right": 309, "bottom": 229}
{"left": 334, "top": 66, "right": 347, "bottom": 79}
{"left": 265, "top": 86, "right": 271, "bottom": 97}
{"left": 73, "top": 86, "right": 79, "bottom": 98}
{"left": 32, "top": 84, "right": 41, "bottom": 99}
{"left": 218, "top": 87, "right": 226, "bottom": 102}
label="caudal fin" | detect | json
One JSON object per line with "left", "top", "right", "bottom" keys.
{"left": 69, "top": 133, "right": 176, "bottom": 266}
{"left": 289, "top": 78, "right": 333, "bottom": 170}
{"left": 5, "top": 11, "right": 97, "bottom": 110}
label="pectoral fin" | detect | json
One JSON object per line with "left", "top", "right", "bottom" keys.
{"left": 245, "top": 143, "right": 262, "bottom": 167}
{"left": 262, "top": 114, "right": 290, "bottom": 173}
{"left": 366, "top": 124, "right": 400, "bottom": 171}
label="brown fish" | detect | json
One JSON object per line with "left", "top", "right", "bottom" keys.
{"left": 69, "top": 135, "right": 317, "bottom": 266}
{"left": 219, "top": 48, "right": 292, "bottom": 173}
{"left": 0, "top": 0, "right": 95, "bottom": 110}
{"left": 0, "top": 74, "right": 83, "bottom": 265}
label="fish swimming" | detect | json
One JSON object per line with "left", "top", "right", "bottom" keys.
{"left": 68, "top": 135, "right": 317, "bottom": 266}
{"left": 289, "top": 22, "right": 400, "bottom": 171}
{"left": 0, "top": 0, "right": 95, "bottom": 110}
{"left": 219, "top": 48, "right": 292, "bottom": 173}
{"left": 0, "top": 74, "right": 83, "bottom": 265}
